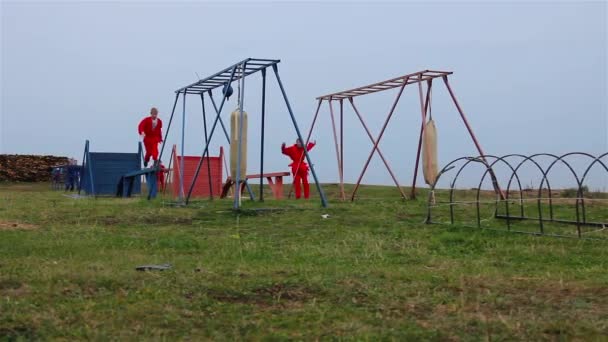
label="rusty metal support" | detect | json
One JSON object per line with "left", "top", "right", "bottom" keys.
{"left": 442, "top": 75, "right": 504, "bottom": 200}
{"left": 411, "top": 80, "right": 433, "bottom": 199}
{"left": 340, "top": 99, "right": 344, "bottom": 194}
{"left": 329, "top": 100, "right": 346, "bottom": 200}
{"left": 349, "top": 98, "right": 407, "bottom": 199}
{"left": 351, "top": 78, "right": 409, "bottom": 200}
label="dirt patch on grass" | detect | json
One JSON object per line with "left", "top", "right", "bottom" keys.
{"left": 0, "top": 325, "right": 38, "bottom": 340}
{"left": 143, "top": 216, "right": 192, "bottom": 225}
{"left": 0, "top": 220, "right": 38, "bottom": 230}
{"left": 0, "top": 184, "right": 36, "bottom": 191}
{"left": 448, "top": 276, "right": 608, "bottom": 315}
{"left": 98, "top": 215, "right": 193, "bottom": 226}
{"left": 253, "top": 283, "right": 316, "bottom": 302}
{"left": 396, "top": 211, "right": 413, "bottom": 221}
{"left": 384, "top": 276, "right": 608, "bottom": 339}
{"left": 336, "top": 278, "right": 372, "bottom": 306}
{"left": 206, "top": 283, "right": 319, "bottom": 307}
{"left": 0, "top": 279, "right": 30, "bottom": 297}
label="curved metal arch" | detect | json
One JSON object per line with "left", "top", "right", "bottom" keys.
{"left": 538, "top": 152, "right": 598, "bottom": 192}
{"left": 503, "top": 154, "right": 551, "bottom": 218}
{"left": 577, "top": 152, "right": 608, "bottom": 223}
{"left": 474, "top": 155, "right": 523, "bottom": 229}
{"left": 539, "top": 152, "right": 600, "bottom": 234}
{"left": 427, "top": 152, "right": 608, "bottom": 239}
{"left": 507, "top": 153, "right": 559, "bottom": 227}
{"left": 448, "top": 155, "right": 502, "bottom": 224}
{"left": 425, "top": 157, "right": 471, "bottom": 224}
{"left": 431, "top": 156, "right": 472, "bottom": 192}
{"left": 579, "top": 152, "right": 608, "bottom": 189}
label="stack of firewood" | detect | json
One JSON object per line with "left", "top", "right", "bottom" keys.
{"left": 0, "top": 155, "right": 70, "bottom": 182}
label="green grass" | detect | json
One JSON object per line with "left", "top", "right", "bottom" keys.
{"left": 0, "top": 182, "right": 607, "bottom": 340}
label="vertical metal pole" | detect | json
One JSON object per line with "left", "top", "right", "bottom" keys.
{"left": 201, "top": 94, "right": 213, "bottom": 199}
{"left": 329, "top": 100, "right": 345, "bottom": 200}
{"left": 186, "top": 66, "right": 238, "bottom": 204}
{"left": 272, "top": 64, "right": 328, "bottom": 207}
{"left": 234, "top": 62, "right": 247, "bottom": 210}
{"left": 162, "top": 146, "right": 175, "bottom": 196}
{"left": 172, "top": 145, "right": 179, "bottom": 197}
{"left": 340, "top": 99, "right": 344, "bottom": 195}
{"left": 78, "top": 140, "right": 88, "bottom": 194}
{"left": 349, "top": 99, "right": 407, "bottom": 199}
{"left": 351, "top": 78, "right": 408, "bottom": 201}
{"left": 412, "top": 79, "right": 432, "bottom": 199}
{"left": 138, "top": 142, "right": 143, "bottom": 165}
{"left": 179, "top": 90, "right": 187, "bottom": 202}
{"left": 575, "top": 183, "right": 582, "bottom": 238}
{"left": 288, "top": 99, "right": 323, "bottom": 199}
{"left": 157, "top": 92, "right": 180, "bottom": 169}
{"left": 537, "top": 189, "right": 545, "bottom": 234}
{"left": 260, "top": 68, "right": 267, "bottom": 201}
{"left": 442, "top": 75, "right": 504, "bottom": 199}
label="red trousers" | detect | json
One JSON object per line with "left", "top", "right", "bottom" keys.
{"left": 157, "top": 170, "right": 165, "bottom": 191}
{"left": 143, "top": 138, "right": 159, "bottom": 163}
{"left": 292, "top": 168, "right": 310, "bottom": 199}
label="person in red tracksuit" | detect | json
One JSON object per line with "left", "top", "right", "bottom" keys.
{"left": 281, "top": 138, "right": 316, "bottom": 199}
{"left": 138, "top": 107, "right": 163, "bottom": 167}
{"left": 157, "top": 162, "right": 168, "bottom": 192}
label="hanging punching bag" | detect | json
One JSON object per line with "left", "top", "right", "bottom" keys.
{"left": 230, "top": 108, "right": 248, "bottom": 180}
{"left": 422, "top": 119, "right": 438, "bottom": 186}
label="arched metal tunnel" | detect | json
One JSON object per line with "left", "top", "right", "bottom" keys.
{"left": 426, "top": 152, "right": 608, "bottom": 239}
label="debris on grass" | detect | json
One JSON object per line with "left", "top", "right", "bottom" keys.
{"left": 135, "top": 264, "right": 172, "bottom": 271}
{"left": 0, "top": 220, "right": 38, "bottom": 231}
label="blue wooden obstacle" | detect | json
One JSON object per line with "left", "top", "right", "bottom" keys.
{"left": 79, "top": 140, "right": 143, "bottom": 197}
{"left": 120, "top": 167, "right": 158, "bottom": 199}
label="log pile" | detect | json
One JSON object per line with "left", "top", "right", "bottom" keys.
{"left": 0, "top": 155, "right": 70, "bottom": 182}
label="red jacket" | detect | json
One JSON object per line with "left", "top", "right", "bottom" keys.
{"left": 282, "top": 142, "right": 315, "bottom": 173}
{"left": 138, "top": 117, "right": 163, "bottom": 142}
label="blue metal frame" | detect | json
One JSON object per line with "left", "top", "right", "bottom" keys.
{"left": 185, "top": 64, "right": 238, "bottom": 204}
{"left": 234, "top": 61, "right": 247, "bottom": 209}
{"left": 157, "top": 93, "right": 181, "bottom": 169}
{"left": 200, "top": 94, "right": 214, "bottom": 198}
{"left": 259, "top": 68, "right": 267, "bottom": 201}
{"left": 164, "top": 58, "right": 328, "bottom": 208}
{"left": 176, "top": 58, "right": 280, "bottom": 94}
{"left": 272, "top": 64, "right": 328, "bottom": 207}
{"left": 179, "top": 90, "right": 187, "bottom": 201}
{"left": 138, "top": 142, "right": 143, "bottom": 165}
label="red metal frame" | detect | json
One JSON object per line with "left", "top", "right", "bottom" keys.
{"left": 308, "top": 70, "right": 497, "bottom": 201}
{"left": 348, "top": 98, "right": 407, "bottom": 199}
{"left": 329, "top": 100, "right": 346, "bottom": 200}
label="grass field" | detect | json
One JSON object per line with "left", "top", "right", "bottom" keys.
{"left": 1, "top": 182, "right": 607, "bottom": 340}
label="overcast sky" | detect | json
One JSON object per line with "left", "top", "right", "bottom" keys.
{"left": 1, "top": 1, "right": 606, "bottom": 189}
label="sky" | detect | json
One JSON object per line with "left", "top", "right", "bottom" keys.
{"left": 1, "top": 1, "right": 607, "bottom": 190}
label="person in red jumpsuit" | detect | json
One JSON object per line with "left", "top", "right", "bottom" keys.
{"left": 157, "top": 162, "right": 168, "bottom": 192}
{"left": 138, "top": 107, "right": 163, "bottom": 167}
{"left": 281, "top": 138, "right": 316, "bottom": 199}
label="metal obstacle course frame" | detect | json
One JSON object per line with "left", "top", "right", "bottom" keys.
{"left": 426, "top": 152, "right": 608, "bottom": 239}
{"left": 305, "top": 70, "right": 499, "bottom": 201}
{"left": 157, "top": 58, "right": 328, "bottom": 208}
